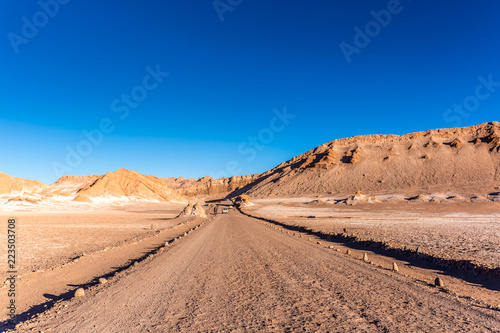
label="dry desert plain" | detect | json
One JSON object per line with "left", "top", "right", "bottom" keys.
{"left": 1, "top": 122, "right": 500, "bottom": 331}
{"left": 0, "top": 197, "right": 499, "bottom": 332}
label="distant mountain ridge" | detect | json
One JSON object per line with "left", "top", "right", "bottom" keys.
{"left": 234, "top": 121, "right": 500, "bottom": 197}
{"left": 75, "top": 168, "right": 184, "bottom": 202}
{"left": 1, "top": 122, "right": 499, "bottom": 205}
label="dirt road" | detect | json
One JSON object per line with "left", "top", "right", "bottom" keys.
{"left": 17, "top": 211, "right": 500, "bottom": 332}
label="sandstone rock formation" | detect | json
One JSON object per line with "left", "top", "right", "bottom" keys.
{"left": 178, "top": 202, "right": 207, "bottom": 217}
{"left": 0, "top": 171, "right": 46, "bottom": 196}
{"left": 236, "top": 122, "right": 500, "bottom": 197}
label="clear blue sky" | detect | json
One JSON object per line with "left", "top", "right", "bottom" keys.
{"left": 1, "top": 0, "right": 499, "bottom": 184}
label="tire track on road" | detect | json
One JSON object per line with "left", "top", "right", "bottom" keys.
{"left": 15, "top": 210, "right": 500, "bottom": 332}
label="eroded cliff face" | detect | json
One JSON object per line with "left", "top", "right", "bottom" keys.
{"left": 3, "top": 122, "right": 499, "bottom": 203}
{"left": 241, "top": 122, "right": 500, "bottom": 197}
{"left": 166, "top": 174, "right": 262, "bottom": 197}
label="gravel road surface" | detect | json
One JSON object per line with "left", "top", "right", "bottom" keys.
{"left": 18, "top": 211, "right": 500, "bottom": 332}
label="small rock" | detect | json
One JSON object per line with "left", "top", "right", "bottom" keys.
{"left": 435, "top": 277, "right": 444, "bottom": 287}
{"left": 346, "top": 249, "right": 351, "bottom": 255}
{"left": 99, "top": 278, "right": 107, "bottom": 285}
{"left": 74, "top": 288, "right": 85, "bottom": 297}
{"left": 393, "top": 262, "right": 399, "bottom": 272}
{"left": 317, "top": 241, "right": 321, "bottom": 245}
{"left": 363, "top": 253, "right": 369, "bottom": 262}
{"left": 329, "top": 245, "right": 334, "bottom": 249}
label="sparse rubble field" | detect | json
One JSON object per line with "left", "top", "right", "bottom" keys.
{"left": 246, "top": 197, "right": 500, "bottom": 270}
{"left": 0, "top": 203, "right": 185, "bottom": 275}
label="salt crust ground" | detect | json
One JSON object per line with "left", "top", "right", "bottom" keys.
{"left": 248, "top": 197, "right": 500, "bottom": 270}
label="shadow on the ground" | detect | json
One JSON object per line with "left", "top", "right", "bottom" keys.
{"left": 0, "top": 221, "right": 203, "bottom": 332}
{"left": 236, "top": 208, "right": 500, "bottom": 293}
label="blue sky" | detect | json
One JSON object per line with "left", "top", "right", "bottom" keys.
{"left": 1, "top": 0, "right": 499, "bottom": 184}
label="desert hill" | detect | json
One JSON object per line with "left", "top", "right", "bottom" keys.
{"left": 73, "top": 169, "right": 185, "bottom": 202}
{"left": 229, "top": 122, "right": 500, "bottom": 198}
{"left": 0, "top": 171, "right": 46, "bottom": 196}
{"left": 1, "top": 169, "right": 187, "bottom": 205}
{"left": 2, "top": 122, "right": 499, "bottom": 205}
{"left": 41, "top": 175, "right": 101, "bottom": 198}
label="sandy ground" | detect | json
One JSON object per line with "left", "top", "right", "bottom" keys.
{"left": 247, "top": 198, "right": 500, "bottom": 270}
{"left": 0, "top": 203, "right": 185, "bottom": 275}
{"left": 13, "top": 210, "right": 500, "bottom": 332}
{"left": 0, "top": 206, "right": 210, "bottom": 326}
{"left": 1, "top": 200, "right": 499, "bottom": 331}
